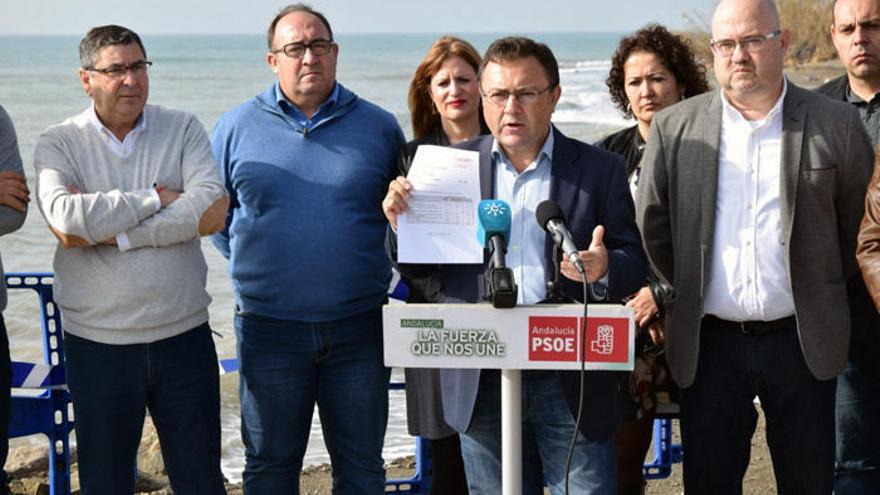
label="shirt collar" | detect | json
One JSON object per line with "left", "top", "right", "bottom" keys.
{"left": 720, "top": 77, "right": 788, "bottom": 125}
{"left": 274, "top": 81, "right": 340, "bottom": 119}
{"left": 845, "top": 82, "right": 880, "bottom": 105}
{"left": 491, "top": 126, "right": 555, "bottom": 174}
{"left": 88, "top": 104, "right": 147, "bottom": 142}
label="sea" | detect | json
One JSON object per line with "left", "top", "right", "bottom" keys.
{"left": 0, "top": 32, "right": 632, "bottom": 481}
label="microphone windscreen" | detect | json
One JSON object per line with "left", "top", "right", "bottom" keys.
{"left": 477, "top": 199, "right": 512, "bottom": 249}
{"left": 535, "top": 199, "right": 565, "bottom": 232}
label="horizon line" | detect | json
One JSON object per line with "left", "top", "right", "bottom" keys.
{"left": 0, "top": 29, "right": 637, "bottom": 37}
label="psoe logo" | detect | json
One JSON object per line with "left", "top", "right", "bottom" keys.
{"left": 528, "top": 316, "right": 578, "bottom": 362}
{"left": 590, "top": 324, "right": 614, "bottom": 355}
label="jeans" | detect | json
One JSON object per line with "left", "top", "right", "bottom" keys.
{"left": 835, "top": 360, "right": 880, "bottom": 494}
{"left": 459, "top": 370, "right": 616, "bottom": 495}
{"left": 64, "top": 323, "right": 225, "bottom": 495}
{"left": 236, "top": 308, "right": 390, "bottom": 494}
{"left": 679, "top": 317, "right": 836, "bottom": 495}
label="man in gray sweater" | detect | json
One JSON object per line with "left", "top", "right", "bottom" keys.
{"left": 0, "top": 104, "right": 28, "bottom": 495}
{"left": 32, "top": 25, "right": 228, "bottom": 494}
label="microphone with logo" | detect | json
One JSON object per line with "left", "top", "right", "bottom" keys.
{"left": 477, "top": 199, "right": 518, "bottom": 308}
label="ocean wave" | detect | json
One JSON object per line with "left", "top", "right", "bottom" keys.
{"left": 553, "top": 89, "right": 628, "bottom": 126}
{"left": 559, "top": 60, "right": 612, "bottom": 74}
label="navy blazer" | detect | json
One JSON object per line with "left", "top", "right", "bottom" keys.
{"left": 395, "top": 126, "right": 647, "bottom": 441}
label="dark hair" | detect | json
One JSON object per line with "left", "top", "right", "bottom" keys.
{"left": 267, "top": 3, "right": 334, "bottom": 50}
{"left": 606, "top": 24, "right": 710, "bottom": 119}
{"left": 79, "top": 25, "right": 146, "bottom": 68}
{"left": 478, "top": 36, "right": 559, "bottom": 90}
{"left": 408, "top": 37, "right": 482, "bottom": 140}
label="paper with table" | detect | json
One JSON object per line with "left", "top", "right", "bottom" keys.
{"left": 397, "top": 145, "right": 483, "bottom": 264}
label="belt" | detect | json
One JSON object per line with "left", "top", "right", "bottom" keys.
{"left": 703, "top": 314, "right": 796, "bottom": 337}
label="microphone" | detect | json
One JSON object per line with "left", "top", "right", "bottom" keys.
{"left": 477, "top": 199, "right": 518, "bottom": 308}
{"left": 535, "top": 200, "right": 585, "bottom": 275}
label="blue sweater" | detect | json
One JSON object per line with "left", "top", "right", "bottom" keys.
{"left": 211, "top": 82, "right": 404, "bottom": 321}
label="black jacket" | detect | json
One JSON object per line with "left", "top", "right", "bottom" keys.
{"left": 815, "top": 74, "right": 880, "bottom": 374}
{"left": 815, "top": 74, "right": 848, "bottom": 101}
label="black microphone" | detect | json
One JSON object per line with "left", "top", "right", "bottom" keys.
{"left": 477, "top": 199, "right": 518, "bottom": 308}
{"left": 535, "top": 200, "right": 585, "bottom": 274}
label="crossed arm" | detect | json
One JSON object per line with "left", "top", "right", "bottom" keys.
{"left": 34, "top": 119, "right": 228, "bottom": 250}
{"left": 0, "top": 108, "right": 28, "bottom": 236}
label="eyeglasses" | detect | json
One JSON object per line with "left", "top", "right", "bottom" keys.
{"left": 481, "top": 85, "right": 555, "bottom": 106}
{"left": 85, "top": 60, "right": 152, "bottom": 79}
{"left": 709, "top": 30, "right": 782, "bottom": 57}
{"left": 272, "top": 39, "right": 335, "bottom": 59}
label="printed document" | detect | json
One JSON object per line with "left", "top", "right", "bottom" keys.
{"left": 398, "top": 145, "right": 483, "bottom": 264}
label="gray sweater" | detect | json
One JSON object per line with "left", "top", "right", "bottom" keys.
{"left": 0, "top": 105, "right": 27, "bottom": 311}
{"left": 33, "top": 105, "right": 226, "bottom": 344}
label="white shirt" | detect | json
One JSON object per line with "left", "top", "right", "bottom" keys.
{"left": 703, "top": 80, "right": 796, "bottom": 321}
{"left": 88, "top": 105, "right": 148, "bottom": 159}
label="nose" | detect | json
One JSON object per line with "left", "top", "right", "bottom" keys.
{"left": 121, "top": 68, "right": 138, "bottom": 85}
{"left": 302, "top": 46, "right": 319, "bottom": 64}
{"left": 449, "top": 79, "right": 462, "bottom": 96}
{"left": 731, "top": 42, "right": 751, "bottom": 62}
{"left": 502, "top": 95, "right": 522, "bottom": 114}
{"left": 854, "top": 25, "right": 869, "bottom": 45}
{"left": 639, "top": 80, "right": 653, "bottom": 97}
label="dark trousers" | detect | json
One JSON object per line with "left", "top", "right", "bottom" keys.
{"left": 835, "top": 359, "right": 880, "bottom": 494}
{"left": 429, "top": 435, "right": 468, "bottom": 495}
{"left": 65, "top": 323, "right": 225, "bottom": 495}
{"left": 0, "top": 315, "right": 10, "bottom": 494}
{"left": 679, "top": 317, "right": 836, "bottom": 494}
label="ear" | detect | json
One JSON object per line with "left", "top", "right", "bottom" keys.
{"left": 779, "top": 29, "right": 791, "bottom": 54}
{"left": 549, "top": 85, "right": 562, "bottom": 112}
{"left": 267, "top": 52, "right": 279, "bottom": 75}
{"left": 79, "top": 68, "right": 92, "bottom": 96}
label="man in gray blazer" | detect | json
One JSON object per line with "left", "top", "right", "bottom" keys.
{"left": 637, "top": 0, "right": 875, "bottom": 492}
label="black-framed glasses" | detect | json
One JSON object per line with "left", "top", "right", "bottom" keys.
{"left": 272, "top": 39, "right": 335, "bottom": 59}
{"left": 709, "top": 30, "right": 782, "bottom": 57}
{"left": 480, "top": 85, "right": 555, "bottom": 106}
{"left": 85, "top": 60, "right": 152, "bottom": 79}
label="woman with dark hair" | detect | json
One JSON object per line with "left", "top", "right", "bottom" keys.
{"left": 597, "top": 24, "right": 710, "bottom": 495}
{"left": 397, "top": 36, "right": 487, "bottom": 495}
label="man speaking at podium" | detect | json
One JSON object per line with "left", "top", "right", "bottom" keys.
{"left": 384, "top": 36, "right": 646, "bottom": 494}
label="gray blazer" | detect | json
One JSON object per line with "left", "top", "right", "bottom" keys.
{"left": 637, "top": 83, "right": 874, "bottom": 388}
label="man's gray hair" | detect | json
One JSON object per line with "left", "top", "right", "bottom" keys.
{"left": 79, "top": 25, "right": 146, "bottom": 69}
{"left": 267, "top": 3, "right": 334, "bottom": 50}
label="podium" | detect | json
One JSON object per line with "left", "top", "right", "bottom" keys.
{"left": 384, "top": 303, "right": 634, "bottom": 495}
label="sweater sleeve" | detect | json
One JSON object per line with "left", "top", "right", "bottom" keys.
{"left": 121, "top": 114, "right": 228, "bottom": 250}
{"left": 209, "top": 115, "right": 236, "bottom": 259}
{"left": 0, "top": 106, "right": 27, "bottom": 237}
{"left": 33, "top": 130, "right": 159, "bottom": 247}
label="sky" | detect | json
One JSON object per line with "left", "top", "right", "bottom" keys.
{"left": 0, "top": 0, "right": 714, "bottom": 35}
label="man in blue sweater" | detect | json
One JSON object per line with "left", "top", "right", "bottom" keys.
{"left": 211, "top": 4, "right": 404, "bottom": 493}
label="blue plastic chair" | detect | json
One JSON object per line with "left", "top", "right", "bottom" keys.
{"left": 384, "top": 382, "right": 432, "bottom": 494}
{"left": 7, "top": 272, "right": 74, "bottom": 495}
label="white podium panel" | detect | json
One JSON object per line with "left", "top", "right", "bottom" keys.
{"left": 383, "top": 304, "right": 634, "bottom": 371}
